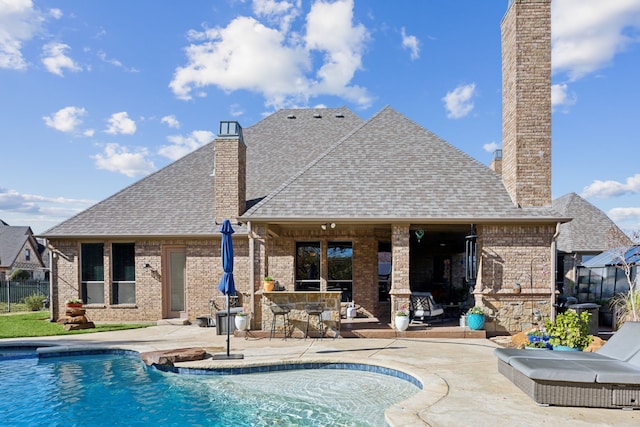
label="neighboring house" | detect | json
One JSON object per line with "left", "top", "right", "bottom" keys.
{"left": 0, "top": 220, "right": 46, "bottom": 281}
{"left": 552, "top": 192, "right": 633, "bottom": 296}
{"left": 42, "top": 0, "right": 562, "bottom": 333}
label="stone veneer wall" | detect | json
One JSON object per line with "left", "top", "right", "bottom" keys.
{"left": 476, "top": 224, "right": 556, "bottom": 332}
{"left": 49, "top": 237, "right": 250, "bottom": 323}
{"left": 501, "top": 0, "right": 551, "bottom": 208}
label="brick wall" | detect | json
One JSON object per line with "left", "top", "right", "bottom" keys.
{"left": 501, "top": 0, "right": 551, "bottom": 207}
{"left": 214, "top": 134, "right": 246, "bottom": 223}
{"left": 476, "top": 223, "right": 555, "bottom": 332}
{"left": 49, "top": 237, "right": 250, "bottom": 323}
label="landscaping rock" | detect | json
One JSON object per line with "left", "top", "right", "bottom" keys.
{"left": 584, "top": 336, "right": 605, "bottom": 352}
{"left": 64, "top": 322, "right": 95, "bottom": 331}
{"left": 140, "top": 348, "right": 207, "bottom": 367}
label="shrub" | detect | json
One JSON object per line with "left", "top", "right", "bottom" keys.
{"left": 24, "top": 293, "right": 47, "bottom": 311}
{"left": 545, "top": 309, "right": 593, "bottom": 350}
{"left": 9, "top": 269, "right": 31, "bottom": 281}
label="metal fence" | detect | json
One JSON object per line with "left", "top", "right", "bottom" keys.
{"left": 0, "top": 280, "right": 50, "bottom": 312}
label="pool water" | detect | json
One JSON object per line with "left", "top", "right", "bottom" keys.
{"left": 1, "top": 354, "right": 419, "bottom": 426}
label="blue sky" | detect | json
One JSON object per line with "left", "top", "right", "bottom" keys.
{"left": 1, "top": 0, "right": 640, "bottom": 235}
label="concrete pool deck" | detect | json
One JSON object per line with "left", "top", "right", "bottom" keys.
{"left": 2, "top": 325, "right": 639, "bottom": 426}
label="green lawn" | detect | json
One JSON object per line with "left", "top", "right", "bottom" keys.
{"left": 0, "top": 311, "right": 153, "bottom": 339}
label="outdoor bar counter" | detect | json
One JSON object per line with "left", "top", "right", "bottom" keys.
{"left": 260, "top": 291, "right": 342, "bottom": 337}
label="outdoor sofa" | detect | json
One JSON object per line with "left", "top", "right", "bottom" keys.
{"left": 494, "top": 321, "right": 640, "bottom": 409}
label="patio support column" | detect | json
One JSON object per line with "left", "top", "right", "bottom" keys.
{"left": 389, "top": 224, "right": 411, "bottom": 328}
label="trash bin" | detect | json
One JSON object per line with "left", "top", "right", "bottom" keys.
{"left": 216, "top": 307, "right": 243, "bottom": 335}
{"left": 568, "top": 303, "right": 600, "bottom": 335}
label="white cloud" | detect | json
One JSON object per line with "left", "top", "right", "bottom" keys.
{"left": 92, "top": 143, "right": 155, "bottom": 177}
{"left": 252, "top": 0, "right": 301, "bottom": 32}
{"left": 170, "top": 0, "right": 371, "bottom": 109}
{"left": 400, "top": 27, "right": 419, "bottom": 60}
{"left": 161, "top": 115, "right": 180, "bottom": 129}
{"left": 551, "top": 83, "right": 577, "bottom": 111}
{"left": 158, "top": 130, "right": 215, "bottom": 161}
{"left": 97, "top": 50, "right": 138, "bottom": 72}
{"left": 0, "top": 0, "right": 43, "bottom": 70}
{"left": 0, "top": 187, "right": 95, "bottom": 217}
{"left": 582, "top": 174, "right": 640, "bottom": 199}
{"left": 483, "top": 141, "right": 499, "bottom": 153}
{"left": 105, "top": 112, "right": 136, "bottom": 135}
{"left": 41, "top": 42, "right": 82, "bottom": 76}
{"left": 442, "top": 83, "right": 476, "bottom": 119}
{"left": 552, "top": 0, "right": 640, "bottom": 81}
{"left": 49, "top": 8, "right": 62, "bottom": 19}
{"left": 43, "top": 106, "right": 87, "bottom": 132}
{"left": 229, "top": 104, "right": 244, "bottom": 117}
{"left": 608, "top": 207, "right": 640, "bottom": 233}
{"left": 304, "top": 0, "right": 371, "bottom": 106}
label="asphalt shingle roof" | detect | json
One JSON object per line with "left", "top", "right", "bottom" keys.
{"left": 43, "top": 143, "right": 218, "bottom": 237}
{"left": 43, "top": 106, "right": 566, "bottom": 238}
{"left": 0, "top": 224, "right": 31, "bottom": 268}
{"left": 42, "top": 107, "right": 362, "bottom": 237}
{"left": 553, "top": 192, "right": 632, "bottom": 253}
{"left": 244, "top": 106, "right": 562, "bottom": 222}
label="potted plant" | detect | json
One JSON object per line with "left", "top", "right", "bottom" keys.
{"left": 467, "top": 306, "right": 485, "bottom": 330}
{"left": 525, "top": 329, "right": 550, "bottom": 349}
{"left": 545, "top": 309, "right": 593, "bottom": 351}
{"left": 263, "top": 276, "right": 275, "bottom": 292}
{"left": 66, "top": 298, "right": 83, "bottom": 308}
{"left": 234, "top": 308, "right": 249, "bottom": 331}
{"left": 526, "top": 339, "right": 551, "bottom": 350}
{"left": 395, "top": 304, "right": 410, "bottom": 331}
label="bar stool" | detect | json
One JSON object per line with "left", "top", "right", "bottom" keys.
{"left": 269, "top": 304, "right": 291, "bottom": 340}
{"left": 305, "top": 303, "right": 324, "bottom": 339}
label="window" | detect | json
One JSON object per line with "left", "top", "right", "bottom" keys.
{"left": 25, "top": 249, "right": 31, "bottom": 261}
{"left": 81, "top": 243, "right": 104, "bottom": 304}
{"left": 295, "top": 242, "right": 320, "bottom": 291}
{"left": 112, "top": 243, "right": 136, "bottom": 304}
{"left": 327, "top": 241, "right": 352, "bottom": 302}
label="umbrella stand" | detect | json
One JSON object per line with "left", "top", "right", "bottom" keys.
{"left": 212, "top": 293, "right": 243, "bottom": 360}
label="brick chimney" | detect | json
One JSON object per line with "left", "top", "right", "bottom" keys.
{"left": 214, "top": 121, "right": 246, "bottom": 224}
{"left": 501, "top": 0, "right": 551, "bottom": 207}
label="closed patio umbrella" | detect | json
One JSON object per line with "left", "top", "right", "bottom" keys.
{"left": 212, "top": 219, "right": 243, "bottom": 360}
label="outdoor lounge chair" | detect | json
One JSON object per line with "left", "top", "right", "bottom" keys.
{"left": 409, "top": 292, "right": 444, "bottom": 324}
{"left": 494, "top": 322, "right": 640, "bottom": 409}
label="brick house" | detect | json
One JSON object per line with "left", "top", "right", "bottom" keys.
{"left": 42, "top": 0, "right": 565, "bottom": 333}
{"left": 0, "top": 220, "right": 47, "bottom": 281}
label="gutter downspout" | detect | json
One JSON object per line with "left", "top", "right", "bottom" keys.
{"left": 551, "top": 222, "right": 561, "bottom": 322}
{"left": 248, "top": 221, "right": 255, "bottom": 325}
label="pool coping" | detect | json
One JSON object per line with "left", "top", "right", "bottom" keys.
{"left": 0, "top": 342, "right": 447, "bottom": 426}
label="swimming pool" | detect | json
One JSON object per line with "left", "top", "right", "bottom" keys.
{"left": 1, "top": 350, "right": 420, "bottom": 426}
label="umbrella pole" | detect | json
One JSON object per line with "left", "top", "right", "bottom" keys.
{"left": 213, "top": 292, "right": 243, "bottom": 360}
{"left": 226, "top": 293, "right": 231, "bottom": 356}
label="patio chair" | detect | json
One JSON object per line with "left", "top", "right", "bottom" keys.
{"left": 409, "top": 292, "right": 444, "bottom": 324}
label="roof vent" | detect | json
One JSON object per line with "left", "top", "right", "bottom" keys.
{"left": 335, "top": 113, "right": 344, "bottom": 118}
{"left": 287, "top": 114, "right": 296, "bottom": 119}
{"left": 313, "top": 113, "right": 322, "bottom": 118}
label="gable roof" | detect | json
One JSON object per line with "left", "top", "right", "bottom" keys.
{"left": 0, "top": 224, "right": 41, "bottom": 268}
{"left": 42, "top": 107, "right": 362, "bottom": 238}
{"left": 244, "top": 106, "right": 563, "bottom": 223}
{"left": 553, "top": 192, "right": 631, "bottom": 253}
